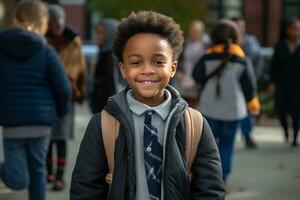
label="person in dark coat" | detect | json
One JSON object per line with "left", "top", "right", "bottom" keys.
{"left": 0, "top": 1, "right": 71, "bottom": 199}
{"left": 92, "top": 18, "right": 125, "bottom": 113}
{"left": 70, "top": 11, "right": 225, "bottom": 200}
{"left": 269, "top": 17, "right": 300, "bottom": 147}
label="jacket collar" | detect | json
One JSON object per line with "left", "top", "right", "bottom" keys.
{"left": 206, "top": 44, "right": 245, "bottom": 57}
{"left": 126, "top": 89, "right": 172, "bottom": 120}
{"left": 105, "top": 85, "right": 187, "bottom": 123}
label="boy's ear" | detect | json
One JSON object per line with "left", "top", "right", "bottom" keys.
{"left": 170, "top": 61, "right": 177, "bottom": 78}
{"left": 119, "top": 62, "right": 127, "bottom": 79}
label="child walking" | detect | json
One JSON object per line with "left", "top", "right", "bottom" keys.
{"left": 0, "top": 0, "right": 71, "bottom": 199}
{"left": 193, "top": 19, "right": 258, "bottom": 182}
{"left": 70, "top": 11, "right": 225, "bottom": 200}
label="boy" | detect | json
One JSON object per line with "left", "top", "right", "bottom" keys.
{"left": 70, "top": 11, "right": 225, "bottom": 200}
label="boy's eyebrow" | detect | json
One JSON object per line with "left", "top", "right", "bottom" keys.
{"left": 126, "top": 52, "right": 169, "bottom": 59}
{"left": 153, "top": 53, "right": 168, "bottom": 58}
{"left": 127, "top": 54, "right": 141, "bottom": 59}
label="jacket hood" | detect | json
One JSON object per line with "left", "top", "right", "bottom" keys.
{"left": 105, "top": 85, "right": 188, "bottom": 121}
{"left": 99, "top": 18, "right": 119, "bottom": 53}
{"left": 0, "top": 28, "right": 44, "bottom": 60}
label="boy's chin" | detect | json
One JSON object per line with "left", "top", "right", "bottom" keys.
{"left": 133, "top": 90, "right": 164, "bottom": 99}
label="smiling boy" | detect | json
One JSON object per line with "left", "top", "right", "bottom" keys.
{"left": 70, "top": 11, "right": 225, "bottom": 200}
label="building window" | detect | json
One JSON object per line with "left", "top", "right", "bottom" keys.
{"left": 224, "top": 0, "right": 243, "bottom": 18}
{"left": 283, "top": 0, "right": 300, "bottom": 18}
{"left": 208, "top": 0, "right": 243, "bottom": 20}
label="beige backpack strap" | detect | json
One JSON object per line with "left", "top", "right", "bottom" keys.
{"left": 101, "top": 110, "right": 120, "bottom": 186}
{"left": 184, "top": 107, "right": 203, "bottom": 182}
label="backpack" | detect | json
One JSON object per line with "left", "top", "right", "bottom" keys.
{"left": 101, "top": 107, "right": 203, "bottom": 186}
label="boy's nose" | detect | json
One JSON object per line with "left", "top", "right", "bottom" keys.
{"left": 141, "top": 63, "right": 155, "bottom": 74}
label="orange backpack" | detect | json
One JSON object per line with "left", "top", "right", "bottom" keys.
{"left": 101, "top": 107, "right": 203, "bottom": 185}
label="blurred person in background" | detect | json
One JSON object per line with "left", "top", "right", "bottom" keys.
{"left": 193, "top": 19, "right": 259, "bottom": 183}
{"left": 232, "top": 17, "right": 263, "bottom": 78}
{"left": 269, "top": 17, "right": 300, "bottom": 147}
{"left": 45, "top": 4, "right": 86, "bottom": 191}
{"left": 232, "top": 16, "right": 263, "bottom": 149}
{"left": 175, "top": 20, "right": 210, "bottom": 108}
{"left": 92, "top": 18, "right": 126, "bottom": 113}
{"left": 0, "top": 0, "right": 71, "bottom": 199}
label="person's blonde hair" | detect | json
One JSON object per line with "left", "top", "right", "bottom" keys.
{"left": 13, "top": 0, "right": 48, "bottom": 32}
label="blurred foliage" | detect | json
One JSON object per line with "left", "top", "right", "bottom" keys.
{"left": 0, "top": 0, "right": 4, "bottom": 31}
{"left": 257, "top": 51, "right": 275, "bottom": 118}
{"left": 259, "top": 91, "right": 275, "bottom": 117}
{"left": 89, "top": 0, "right": 209, "bottom": 37}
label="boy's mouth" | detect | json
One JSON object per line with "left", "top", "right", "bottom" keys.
{"left": 137, "top": 80, "right": 159, "bottom": 85}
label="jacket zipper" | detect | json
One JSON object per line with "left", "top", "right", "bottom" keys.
{"left": 161, "top": 103, "right": 180, "bottom": 200}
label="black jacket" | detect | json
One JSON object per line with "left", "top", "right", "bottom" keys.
{"left": 70, "top": 86, "right": 225, "bottom": 200}
{"left": 270, "top": 40, "right": 300, "bottom": 114}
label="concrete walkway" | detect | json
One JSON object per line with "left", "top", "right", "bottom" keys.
{"left": 1, "top": 103, "right": 300, "bottom": 200}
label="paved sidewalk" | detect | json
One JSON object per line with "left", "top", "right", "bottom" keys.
{"left": 1, "top": 103, "right": 300, "bottom": 200}
{"left": 227, "top": 126, "right": 300, "bottom": 200}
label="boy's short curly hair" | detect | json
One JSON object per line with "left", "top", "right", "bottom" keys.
{"left": 113, "top": 11, "right": 184, "bottom": 62}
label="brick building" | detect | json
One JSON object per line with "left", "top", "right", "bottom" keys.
{"left": 2, "top": 0, "right": 87, "bottom": 39}
{"left": 2, "top": 0, "right": 300, "bottom": 46}
{"left": 208, "top": 0, "right": 300, "bottom": 46}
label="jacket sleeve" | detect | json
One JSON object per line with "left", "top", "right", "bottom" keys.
{"left": 70, "top": 113, "right": 109, "bottom": 200}
{"left": 192, "top": 56, "right": 206, "bottom": 84}
{"left": 239, "top": 58, "right": 257, "bottom": 102}
{"left": 249, "top": 36, "right": 263, "bottom": 78}
{"left": 47, "top": 46, "right": 72, "bottom": 116}
{"left": 269, "top": 44, "right": 282, "bottom": 83}
{"left": 190, "top": 117, "right": 225, "bottom": 200}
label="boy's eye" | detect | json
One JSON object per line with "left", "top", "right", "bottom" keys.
{"left": 130, "top": 60, "right": 143, "bottom": 65}
{"left": 154, "top": 60, "right": 166, "bottom": 66}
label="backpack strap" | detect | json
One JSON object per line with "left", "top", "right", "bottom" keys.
{"left": 184, "top": 107, "right": 203, "bottom": 182}
{"left": 101, "top": 107, "right": 203, "bottom": 185}
{"left": 101, "top": 110, "right": 120, "bottom": 185}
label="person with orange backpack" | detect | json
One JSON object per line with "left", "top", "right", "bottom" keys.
{"left": 193, "top": 20, "right": 259, "bottom": 183}
{"left": 70, "top": 11, "right": 225, "bottom": 200}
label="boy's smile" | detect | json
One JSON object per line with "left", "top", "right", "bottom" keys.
{"left": 120, "top": 33, "right": 177, "bottom": 107}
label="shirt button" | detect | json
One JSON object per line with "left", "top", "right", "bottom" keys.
{"left": 146, "top": 147, "right": 152, "bottom": 152}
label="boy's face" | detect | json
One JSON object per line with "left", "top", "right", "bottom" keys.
{"left": 120, "top": 33, "right": 177, "bottom": 107}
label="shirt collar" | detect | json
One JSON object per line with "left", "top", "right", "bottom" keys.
{"left": 126, "top": 89, "right": 172, "bottom": 120}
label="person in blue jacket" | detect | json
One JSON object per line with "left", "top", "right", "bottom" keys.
{"left": 0, "top": 1, "right": 71, "bottom": 200}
